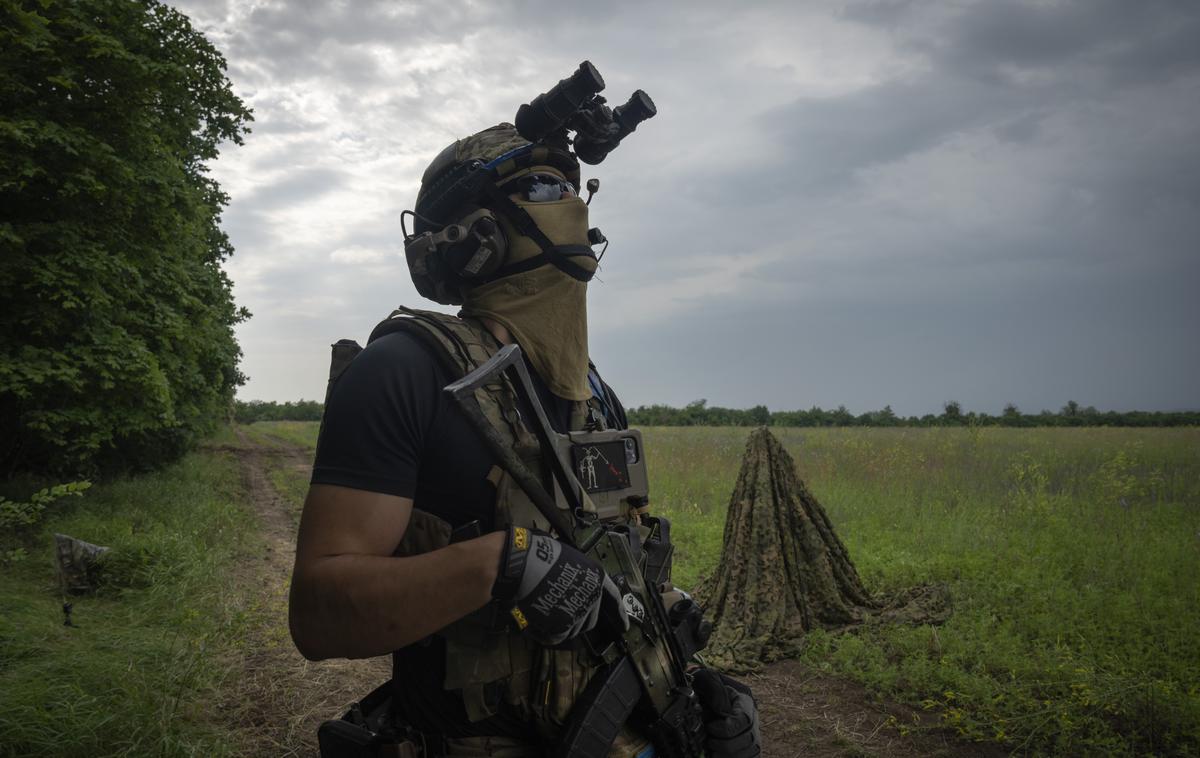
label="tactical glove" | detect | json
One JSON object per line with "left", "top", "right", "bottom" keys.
{"left": 492, "top": 526, "right": 625, "bottom": 646}
{"left": 692, "top": 668, "right": 762, "bottom": 758}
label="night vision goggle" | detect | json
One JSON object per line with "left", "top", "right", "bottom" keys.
{"left": 515, "top": 60, "right": 657, "bottom": 166}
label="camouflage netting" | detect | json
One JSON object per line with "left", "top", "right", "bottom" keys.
{"left": 697, "top": 427, "right": 879, "bottom": 671}
{"left": 697, "top": 428, "right": 956, "bottom": 671}
{"left": 54, "top": 533, "right": 110, "bottom": 594}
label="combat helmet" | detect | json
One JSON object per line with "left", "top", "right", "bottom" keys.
{"left": 403, "top": 123, "right": 595, "bottom": 306}
{"left": 402, "top": 61, "right": 656, "bottom": 306}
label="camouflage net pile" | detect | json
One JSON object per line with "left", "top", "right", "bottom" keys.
{"left": 697, "top": 428, "right": 949, "bottom": 672}
{"left": 54, "top": 533, "right": 110, "bottom": 594}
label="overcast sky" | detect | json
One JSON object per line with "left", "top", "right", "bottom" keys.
{"left": 172, "top": 0, "right": 1199, "bottom": 416}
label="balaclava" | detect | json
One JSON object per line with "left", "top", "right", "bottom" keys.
{"left": 460, "top": 165, "right": 597, "bottom": 400}
{"left": 408, "top": 124, "right": 600, "bottom": 401}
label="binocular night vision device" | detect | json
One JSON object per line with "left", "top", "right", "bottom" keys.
{"left": 516, "top": 61, "right": 657, "bottom": 165}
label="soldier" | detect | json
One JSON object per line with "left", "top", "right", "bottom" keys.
{"left": 290, "top": 68, "right": 759, "bottom": 757}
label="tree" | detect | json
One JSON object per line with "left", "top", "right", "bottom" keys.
{"left": 831, "top": 404, "right": 854, "bottom": 426}
{"left": 860, "top": 405, "right": 898, "bottom": 427}
{"left": 878, "top": 404, "right": 897, "bottom": 425}
{"left": 699, "top": 427, "right": 877, "bottom": 670}
{"left": 747, "top": 404, "right": 770, "bottom": 426}
{"left": 0, "top": 0, "right": 252, "bottom": 474}
{"left": 942, "top": 400, "right": 963, "bottom": 425}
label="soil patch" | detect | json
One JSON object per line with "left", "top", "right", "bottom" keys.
{"left": 751, "top": 660, "right": 1008, "bottom": 758}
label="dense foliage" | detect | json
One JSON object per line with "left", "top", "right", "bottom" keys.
{"left": 0, "top": 0, "right": 251, "bottom": 475}
{"left": 233, "top": 399, "right": 323, "bottom": 424}
{"left": 628, "top": 399, "right": 1200, "bottom": 428}
{"left": 0, "top": 479, "right": 90, "bottom": 563}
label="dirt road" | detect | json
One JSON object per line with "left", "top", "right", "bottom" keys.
{"left": 225, "top": 430, "right": 1002, "bottom": 758}
{"left": 221, "top": 430, "right": 390, "bottom": 756}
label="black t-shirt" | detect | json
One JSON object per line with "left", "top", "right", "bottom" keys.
{"left": 312, "top": 330, "right": 578, "bottom": 529}
{"left": 311, "top": 329, "right": 616, "bottom": 737}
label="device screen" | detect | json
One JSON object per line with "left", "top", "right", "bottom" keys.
{"left": 571, "top": 440, "right": 633, "bottom": 493}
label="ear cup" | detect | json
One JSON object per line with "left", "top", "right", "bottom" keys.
{"left": 440, "top": 209, "right": 508, "bottom": 281}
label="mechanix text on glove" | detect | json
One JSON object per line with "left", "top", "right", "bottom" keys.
{"left": 492, "top": 526, "right": 624, "bottom": 646}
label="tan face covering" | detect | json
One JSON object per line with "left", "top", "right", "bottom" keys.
{"left": 460, "top": 191, "right": 597, "bottom": 401}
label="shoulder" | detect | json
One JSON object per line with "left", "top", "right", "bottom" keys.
{"left": 369, "top": 308, "right": 498, "bottom": 379}
{"left": 360, "top": 329, "right": 442, "bottom": 366}
{"left": 329, "top": 330, "right": 447, "bottom": 408}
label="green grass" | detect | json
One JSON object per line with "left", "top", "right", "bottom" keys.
{"left": 0, "top": 450, "right": 258, "bottom": 758}
{"left": 646, "top": 426, "right": 1200, "bottom": 756}
{"left": 245, "top": 421, "right": 1200, "bottom": 754}
{"left": 244, "top": 420, "right": 320, "bottom": 450}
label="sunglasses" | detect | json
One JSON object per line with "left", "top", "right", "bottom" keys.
{"left": 504, "top": 173, "right": 577, "bottom": 202}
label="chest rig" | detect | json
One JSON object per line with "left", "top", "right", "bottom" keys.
{"left": 330, "top": 306, "right": 655, "bottom": 737}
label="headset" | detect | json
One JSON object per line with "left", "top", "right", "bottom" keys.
{"left": 402, "top": 143, "right": 597, "bottom": 305}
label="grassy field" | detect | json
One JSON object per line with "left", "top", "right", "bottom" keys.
{"left": 4, "top": 422, "right": 1196, "bottom": 756}
{"left": 644, "top": 426, "right": 1200, "bottom": 756}
{"left": 242, "top": 420, "right": 321, "bottom": 451}
{"left": 250, "top": 420, "right": 1200, "bottom": 755}
{"left": 0, "top": 439, "right": 258, "bottom": 757}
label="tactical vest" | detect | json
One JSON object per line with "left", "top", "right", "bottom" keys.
{"left": 328, "top": 307, "right": 646, "bottom": 748}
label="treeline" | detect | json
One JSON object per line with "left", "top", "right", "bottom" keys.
{"left": 234, "top": 400, "right": 323, "bottom": 424}
{"left": 626, "top": 400, "right": 1200, "bottom": 428}
{"left": 238, "top": 397, "right": 1200, "bottom": 427}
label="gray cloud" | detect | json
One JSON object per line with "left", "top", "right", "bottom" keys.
{"left": 241, "top": 166, "right": 348, "bottom": 209}
{"left": 173, "top": 0, "right": 1200, "bottom": 413}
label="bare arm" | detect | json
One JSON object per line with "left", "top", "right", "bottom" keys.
{"left": 288, "top": 483, "right": 505, "bottom": 661}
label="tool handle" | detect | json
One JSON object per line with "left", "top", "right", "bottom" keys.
{"left": 444, "top": 343, "right": 585, "bottom": 544}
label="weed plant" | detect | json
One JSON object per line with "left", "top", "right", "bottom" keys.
{"left": 0, "top": 453, "right": 256, "bottom": 757}
{"left": 645, "top": 426, "right": 1200, "bottom": 756}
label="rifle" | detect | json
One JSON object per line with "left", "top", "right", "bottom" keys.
{"left": 444, "top": 343, "right": 708, "bottom": 757}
